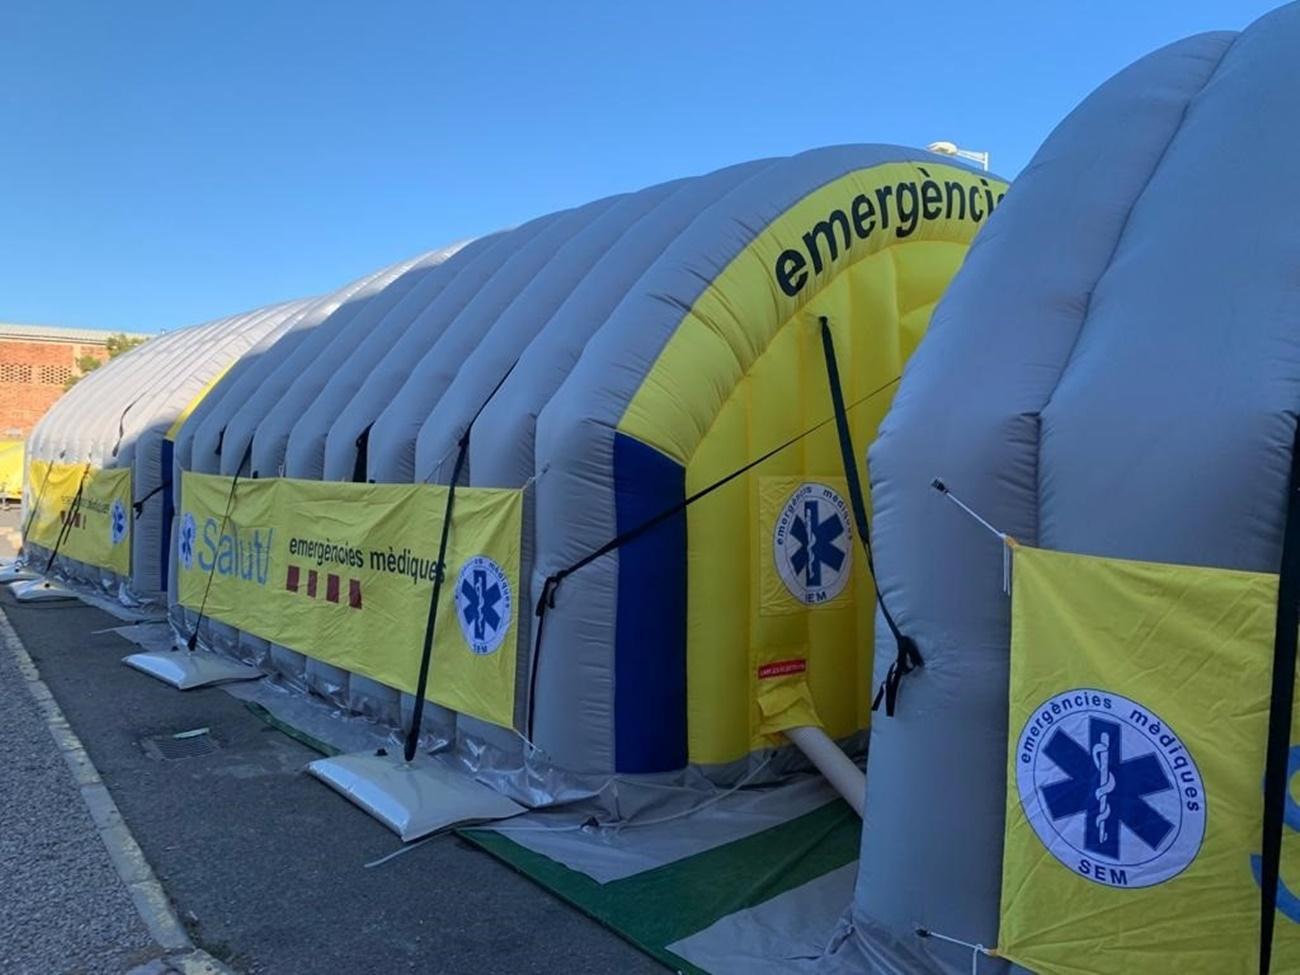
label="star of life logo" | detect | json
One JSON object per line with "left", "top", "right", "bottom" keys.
{"left": 773, "top": 483, "right": 852, "bottom": 604}
{"left": 454, "top": 556, "right": 512, "bottom": 655}
{"left": 110, "top": 499, "right": 128, "bottom": 545}
{"left": 178, "top": 512, "right": 197, "bottom": 571}
{"left": 1016, "top": 688, "right": 1205, "bottom": 888}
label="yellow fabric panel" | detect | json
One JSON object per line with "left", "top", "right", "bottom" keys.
{"left": 165, "top": 364, "right": 233, "bottom": 441}
{"left": 618, "top": 161, "right": 1005, "bottom": 464}
{"left": 176, "top": 472, "right": 523, "bottom": 729}
{"left": 0, "top": 440, "right": 24, "bottom": 497}
{"left": 1000, "top": 544, "right": 1300, "bottom": 974}
{"left": 26, "top": 460, "right": 131, "bottom": 574}
{"left": 613, "top": 161, "right": 1001, "bottom": 766}
{"left": 684, "top": 241, "right": 969, "bottom": 764}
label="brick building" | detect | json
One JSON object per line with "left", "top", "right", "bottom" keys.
{"left": 0, "top": 323, "right": 148, "bottom": 439}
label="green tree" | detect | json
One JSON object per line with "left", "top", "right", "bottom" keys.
{"left": 65, "top": 332, "right": 147, "bottom": 389}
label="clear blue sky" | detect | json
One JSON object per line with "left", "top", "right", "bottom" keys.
{"left": 0, "top": 1, "right": 1282, "bottom": 332}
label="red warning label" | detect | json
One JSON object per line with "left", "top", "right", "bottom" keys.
{"left": 757, "top": 658, "right": 807, "bottom": 680}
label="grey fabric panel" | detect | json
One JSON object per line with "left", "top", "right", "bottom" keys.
{"left": 464, "top": 159, "right": 774, "bottom": 749}
{"left": 29, "top": 301, "right": 308, "bottom": 597}
{"left": 320, "top": 219, "right": 560, "bottom": 482}
{"left": 358, "top": 199, "right": 627, "bottom": 721}
{"left": 166, "top": 300, "right": 315, "bottom": 626}
{"left": 283, "top": 236, "right": 495, "bottom": 480}
{"left": 40, "top": 314, "right": 241, "bottom": 586}
{"left": 531, "top": 144, "right": 961, "bottom": 774}
{"left": 186, "top": 263, "right": 397, "bottom": 480}
{"left": 236, "top": 250, "right": 461, "bottom": 682}
{"left": 1040, "top": 12, "right": 1298, "bottom": 569}
{"left": 413, "top": 185, "right": 680, "bottom": 483}
{"left": 304, "top": 223, "right": 555, "bottom": 717}
{"left": 264, "top": 239, "right": 489, "bottom": 692}
{"left": 469, "top": 161, "right": 771, "bottom": 490}
{"left": 175, "top": 300, "right": 317, "bottom": 476}
{"left": 366, "top": 196, "right": 622, "bottom": 485}
{"left": 249, "top": 249, "right": 463, "bottom": 482}
{"left": 410, "top": 181, "right": 683, "bottom": 752}
{"left": 126, "top": 302, "right": 306, "bottom": 599}
{"left": 173, "top": 301, "right": 323, "bottom": 650}
{"left": 670, "top": 862, "right": 858, "bottom": 975}
{"left": 853, "top": 33, "right": 1237, "bottom": 973}
{"left": 222, "top": 255, "right": 429, "bottom": 479}
{"left": 31, "top": 325, "right": 203, "bottom": 587}
{"left": 183, "top": 266, "right": 405, "bottom": 657}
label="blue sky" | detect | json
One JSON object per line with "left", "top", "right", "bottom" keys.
{"left": 0, "top": 1, "right": 1282, "bottom": 332}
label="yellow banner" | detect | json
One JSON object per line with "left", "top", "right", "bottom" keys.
{"left": 999, "top": 544, "right": 1300, "bottom": 973}
{"left": 176, "top": 472, "right": 522, "bottom": 728}
{"left": 26, "top": 460, "right": 132, "bottom": 574}
{"left": 0, "top": 440, "right": 23, "bottom": 497}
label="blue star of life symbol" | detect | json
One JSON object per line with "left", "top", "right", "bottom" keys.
{"left": 460, "top": 567, "right": 502, "bottom": 641}
{"left": 455, "top": 555, "right": 512, "bottom": 655}
{"left": 1041, "top": 716, "right": 1175, "bottom": 859}
{"left": 789, "top": 499, "right": 845, "bottom": 588}
{"left": 110, "top": 500, "right": 127, "bottom": 544}
{"left": 179, "top": 513, "right": 196, "bottom": 570}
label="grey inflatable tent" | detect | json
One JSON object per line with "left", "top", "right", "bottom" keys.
{"left": 22, "top": 300, "right": 311, "bottom": 603}
{"left": 845, "top": 5, "right": 1300, "bottom": 972}
{"left": 169, "top": 144, "right": 1006, "bottom": 806}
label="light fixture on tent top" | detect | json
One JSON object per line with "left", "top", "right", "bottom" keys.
{"left": 927, "top": 140, "right": 991, "bottom": 171}
{"left": 307, "top": 429, "right": 525, "bottom": 841}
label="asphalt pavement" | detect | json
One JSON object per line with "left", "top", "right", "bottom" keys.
{"left": 0, "top": 608, "right": 156, "bottom": 975}
{"left": 0, "top": 588, "right": 663, "bottom": 975}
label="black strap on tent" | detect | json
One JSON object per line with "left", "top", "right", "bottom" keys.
{"left": 186, "top": 443, "right": 254, "bottom": 652}
{"left": 19, "top": 452, "right": 61, "bottom": 556}
{"left": 525, "top": 371, "right": 904, "bottom": 740}
{"left": 111, "top": 394, "right": 145, "bottom": 459}
{"left": 817, "top": 316, "right": 921, "bottom": 717}
{"left": 1259, "top": 417, "right": 1300, "bottom": 975}
{"left": 352, "top": 424, "right": 374, "bottom": 483}
{"left": 132, "top": 479, "right": 171, "bottom": 516}
{"left": 42, "top": 463, "right": 91, "bottom": 574}
{"left": 403, "top": 365, "right": 518, "bottom": 761}
{"left": 403, "top": 434, "right": 466, "bottom": 763}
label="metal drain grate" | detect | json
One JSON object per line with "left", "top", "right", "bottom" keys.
{"left": 142, "top": 730, "right": 220, "bottom": 761}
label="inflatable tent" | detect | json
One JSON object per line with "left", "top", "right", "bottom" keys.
{"left": 846, "top": 5, "right": 1300, "bottom": 972}
{"left": 20, "top": 299, "right": 313, "bottom": 604}
{"left": 168, "top": 144, "right": 1007, "bottom": 812}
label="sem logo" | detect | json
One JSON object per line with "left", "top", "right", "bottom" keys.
{"left": 454, "top": 556, "right": 512, "bottom": 655}
{"left": 178, "top": 512, "right": 197, "bottom": 570}
{"left": 1016, "top": 689, "right": 1205, "bottom": 888}
{"left": 110, "top": 499, "right": 128, "bottom": 545}
{"left": 773, "top": 483, "right": 852, "bottom": 604}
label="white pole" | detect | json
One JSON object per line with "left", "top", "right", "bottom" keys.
{"left": 786, "top": 725, "right": 865, "bottom": 817}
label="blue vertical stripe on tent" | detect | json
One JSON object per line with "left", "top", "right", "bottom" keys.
{"left": 612, "top": 432, "right": 687, "bottom": 774}
{"left": 160, "top": 438, "right": 175, "bottom": 591}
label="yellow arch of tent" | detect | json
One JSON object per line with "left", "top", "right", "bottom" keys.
{"left": 618, "top": 160, "right": 1008, "bottom": 766}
